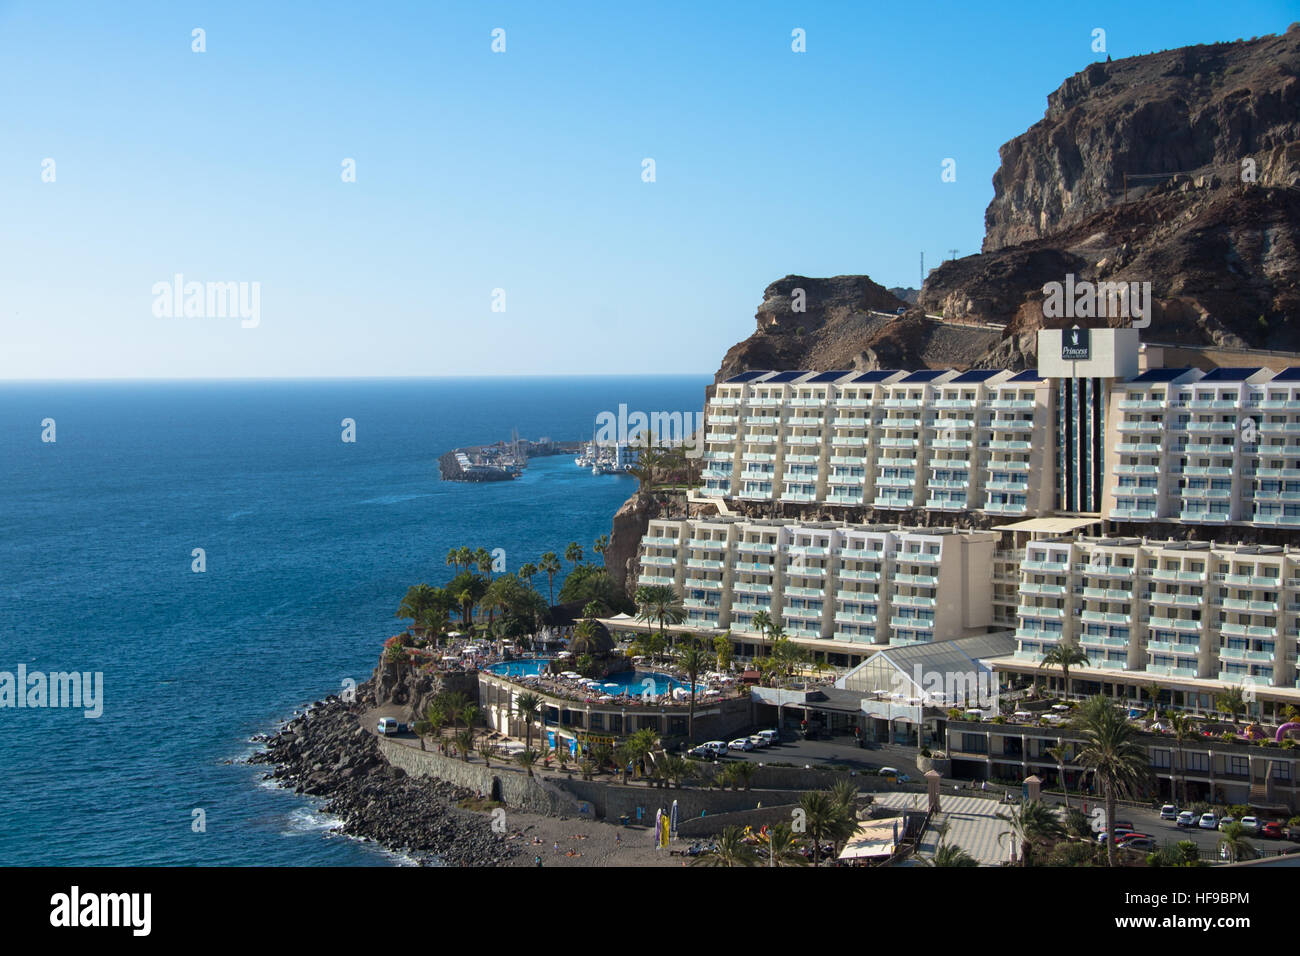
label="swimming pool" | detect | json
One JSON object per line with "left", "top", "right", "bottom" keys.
{"left": 485, "top": 659, "right": 695, "bottom": 696}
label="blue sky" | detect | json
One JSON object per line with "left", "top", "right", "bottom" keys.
{"left": 1, "top": 0, "right": 1293, "bottom": 379}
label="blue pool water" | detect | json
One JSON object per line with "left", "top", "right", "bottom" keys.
{"left": 485, "top": 659, "right": 686, "bottom": 696}
{"left": 0, "top": 375, "right": 708, "bottom": 865}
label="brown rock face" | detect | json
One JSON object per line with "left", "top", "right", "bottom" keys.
{"left": 603, "top": 492, "right": 661, "bottom": 598}
{"left": 984, "top": 27, "right": 1300, "bottom": 252}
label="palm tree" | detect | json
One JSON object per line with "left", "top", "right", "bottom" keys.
{"left": 757, "top": 823, "right": 809, "bottom": 866}
{"left": 441, "top": 691, "right": 469, "bottom": 735}
{"left": 564, "top": 541, "right": 583, "bottom": 568}
{"left": 1039, "top": 643, "right": 1088, "bottom": 701}
{"left": 998, "top": 800, "right": 1066, "bottom": 867}
{"left": 515, "top": 748, "right": 540, "bottom": 778}
{"left": 475, "top": 547, "right": 493, "bottom": 578}
{"left": 1169, "top": 712, "right": 1195, "bottom": 807}
{"left": 1215, "top": 686, "right": 1248, "bottom": 729}
{"left": 446, "top": 548, "right": 460, "bottom": 572}
{"left": 797, "top": 790, "right": 856, "bottom": 865}
{"left": 623, "top": 728, "right": 659, "bottom": 781}
{"left": 539, "top": 552, "right": 562, "bottom": 605}
{"left": 1143, "top": 682, "right": 1163, "bottom": 718}
{"left": 396, "top": 583, "right": 438, "bottom": 635}
{"left": 1046, "top": 741, "right": 1073, "bottom": 809}
{"left": 829, "top": 778, "right": 860, "bottom": 814}
{"left": 1216, "top": 821, "right": 1259, "bottom": 863}
{"left": 1073, "top": 695, "right": 1151, "bottom": 867}
{"left": 713, "top": 634, "right": 734, "bottom": 671}
{"left": 614, "top": 742, "right": 636, "bottom": 784}
{"left": 730, "top": 761, "right": 757, "bottom": 791}
{"left": 593, "top": 534, "right": 609, "bottom": 563}
{"left": 514, "top": 692, "right": 543, "bottom": 751}
{"left": 517, "top": 562, "right": 538, "bottom": 589}
{"left": 455, "top": 546, "right": 473, "bottom": 571}
{"left": 676, "top": 641, "right": 712, "bottom": 744}
{"left": 751, "top": 610, "right": 773, "bottom": 653}
{"left": 691, "top": 826, "right": 759, "bottom": 867}
{"left": 634, "top": 584, "right": 685, "bottom": 652}
{"left": 925, "top": 827, "right": 979, "bottom": 867}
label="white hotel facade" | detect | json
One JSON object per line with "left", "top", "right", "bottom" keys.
{"left": 636, "top": 329, "right": 1300, "bottom": 704}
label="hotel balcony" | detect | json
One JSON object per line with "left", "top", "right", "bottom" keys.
{"left": 873, "top": 494, "right": 916, "bottom": 509}
{"left": 1259, "top": 421, "right": 1300, "bottom": 435}
{"left": 684, "top": 559, "right": 726, "bottom": 574}
{"left": 1078, "top": 563, "right": 1136, "bottom": 579}
{"left": 1146, "top": 664, "right": 1199, "bottom": 678}
{"left": 1146, "top": 591, "right": 1202, "bottom": 608}
{"left": 834, "top": 610, "right": 879, "bottom": 625}
{"left": 1021, "top": 559, "right": 1069, "bottom": 574}
{"left": 637, "top": 573, "right": 675, "bottom": 587}
{"left": 837, "top": 567, "right": 882, "bottom": 583}
{"left": 987, "top": 439, "right": 1032, "bottom": 451}
{"left": 1079, "top": 634, "right": 1129, "bottom": 650}
{"left": 704, "top": 431, "right": 736, "bottom": 443}
{"left": 1118, "top": 398, "right": 1168, "bottom": 410}
{"left": 1222, "top": 597, "right": 1279, "bottom": 613}
{"left": 1253, "top": 512, "right": 1300, "bottom": 526}
{"left": 1184, "top": 421, "right": 1237, "bottom": 434}
{"left": 1147, "top": 639, "right": 1200, "bottom": 655}
{"left": 880, "top": 398, "right": 924, "bottom": 410}
{"left": 827, "top": 491, "right": 866, "bottom": 505}
{"left": 1022, "top": 582, "right": 1068, "bottom": 597}
{"left": 1219, "top": 646, "right": 1276, "bottom": 664}
{"left": 640, "top": 554, "right": 678, "bottom": 567}
{"left": 1113, "top": 463, "right": 1161, "bottom": 476}
{"left": 736, "top": 540, "right": 776, "bottom": 554}
{"left": 889, "top": 616, "right": 935, "bottom": 632}
{"left": 928, "top": 438, "right": 972, "bottom": 451}
{"left": 894, "top": 572, "right": 938, "bottom": 587}
{"left": 1147, "top": 614, "right": 1202, "bottom": 634}
{"left": 1115, "top": 441, "right": 1163, "bottom": 455}
{"left": 739, "top": 485, "right": 774, "bottom": 501}
{"left": 894, "top": 551, "right": 941, "bottom": 566}
{"left": 739, "top": 468, "right": 775, "bottom": 481}
{"left": 929, "top": 417, "right": 976, "bottom": 430}
{"left": 987, "top": 459, "right": 1032, "bottom": 472}
{"left": 986, "top": 419, "right": 1034, "bottom": 432}
{"left": 1178, "top": 510, "right": 1232, "bottom": 523}
{"left": 731, "top": 581, "right": 774, "bottom": 597}
{"left": 985, "top": 479, "right": 1029, "bottom": 492}
{"left": 1220, "top": 621, "right": 1280, "bottom": 640}
{"left": 934, "top": 398, "right": 978, "bottom": 410}
{"left": 1117, "top": 420, "right": 1166, "bottom": 433}
{"left": 892, "top": 593, "right": 936, "bottom": 610}
{"left": 1080, "top": 610, "right": 1130, "bottom": 626}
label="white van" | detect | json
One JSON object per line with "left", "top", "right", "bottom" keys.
{"left": 757, "top": 730, "right": 780, "bottom": 745}
{"left": 377, "top": 717, "right": 400, "bottom": 735}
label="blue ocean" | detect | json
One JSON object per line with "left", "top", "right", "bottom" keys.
{"left": 0, "top": 376, "right": 707, "bottom": 865}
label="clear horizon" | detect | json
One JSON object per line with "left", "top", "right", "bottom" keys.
{"left": 3, "top": 0, "right": 1294, "bottom": 379}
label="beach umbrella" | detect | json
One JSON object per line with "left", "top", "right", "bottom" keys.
{"left": 654, "top": 809, "right": 662, "bottom": 848}
{"left": 670, "top": 800, "right": 679, "bottom": 840}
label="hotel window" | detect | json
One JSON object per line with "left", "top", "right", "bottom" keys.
{"left": 1228, "top": 756, "right": 1249, "bottom": 777}
{"left": 1151, "top": 750, "right": 1171, "bottom": 769}
{"left": 1188, "top": 753, "right": 1210, "bottom": 773}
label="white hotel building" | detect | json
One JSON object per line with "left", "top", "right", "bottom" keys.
{"left": 702, "top": 367, "right": 1056, "bottom": 518}
{"left": 637, "top": 517, "right": 996, "bottom": 667}
{"left": 636, "top": 329, "right": 1300, "bottom": 706}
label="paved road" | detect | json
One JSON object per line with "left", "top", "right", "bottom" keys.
{"left": 702, "top": 731, "right": 1300, "bottom": 859}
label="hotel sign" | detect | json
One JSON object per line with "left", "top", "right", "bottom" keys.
{"left": 1061, "top": 327, "right": 1090, "bottom": 361}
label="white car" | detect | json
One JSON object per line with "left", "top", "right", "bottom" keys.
{"left": 1159, "top": 804, "right": 1179, "bottom": 820}
{"left": 1176, "top": 811, "right": 1197, "bottom": 828}
{"left": 1239, "top": 816, "right": 1259, "bottom": 834}
{"left": 1217, "top": 815, "right": 1237, "bottom": 831}
{"left": 1199, "top": 812, "right": 1219, "bottom": 830}
{"left": 728, "top": 738, "right": 755, "bottom": 752}
{"left": 376, "top": 717, "right": 401, "bottom": 735}
{"left": 757, "top": 730, "right": 781, "bottom": 745}
{"left": 748, "top": 734, "right": 770, "bottom": 749}
{"left": 702, "top": 740, "right": 729, "bottom": 757}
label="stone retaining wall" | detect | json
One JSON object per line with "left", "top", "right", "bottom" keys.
{"left": 377, "top": 739, "right": 583, "bottom": 816}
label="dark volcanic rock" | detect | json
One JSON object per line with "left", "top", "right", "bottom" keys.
{"left": 247, "top": 681, "right": 518, "bottom": 867}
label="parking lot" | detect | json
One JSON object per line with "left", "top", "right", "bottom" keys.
{"left": 689, "top": 731, "right": 1300, "bottom": 859}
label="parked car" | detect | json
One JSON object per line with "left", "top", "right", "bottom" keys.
{"left": 1199, "top": 812, "right": 1219, "bottom": 830}
{"left": 686, "top": 745, "right": 717, "bottom": 761}
{"left": 702, "top": 741, "right": 729, "bottom": 758}
{"left": 1238, "top": 816, "right": 1259, "bottom": 834}
{"left": 748, "top": 734, "right": 770, "bottom": 749}
{"left": 728, "top": 738, "right": 755, "bottom": 752}
{"left": 756, "top": 730, "right": 781, "bottom": 746}
{"left": 376, "top": 717, "right": 401, "bottom": 735}
{"left": 1097, "top": 829, "right": 1139, "bottom": 844}
{"left": 877, "top": 766, "right": 910, "bottom": 782}
{"left": 1217, "top": 815, "right": 1238, "bottom": 831}
{"left": 1118, "top": 837, "right": 1156, "bottom": 852}
{"left": 1260, "top": 821, "right": 1286, "bottom": 839}
{"left": 1176, "top": 811, "right": 1198, "bottom": 828}
{"left": 1159, "top": 804, "right": 1179, "bottom": 820}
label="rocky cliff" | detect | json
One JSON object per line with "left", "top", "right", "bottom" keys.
{"left": 711, "top": 24, "right": 1300, "bottom": 380}
{"left": 983, "top": 28, "right": 1300, "bottom": 252}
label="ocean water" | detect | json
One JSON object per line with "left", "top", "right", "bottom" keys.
{"left": 0, "top": 376, "right": 707, "bottom": 865}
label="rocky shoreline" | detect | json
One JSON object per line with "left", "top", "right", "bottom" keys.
{"left": 246, "top": 681, "right": 520, "bottom": 867}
